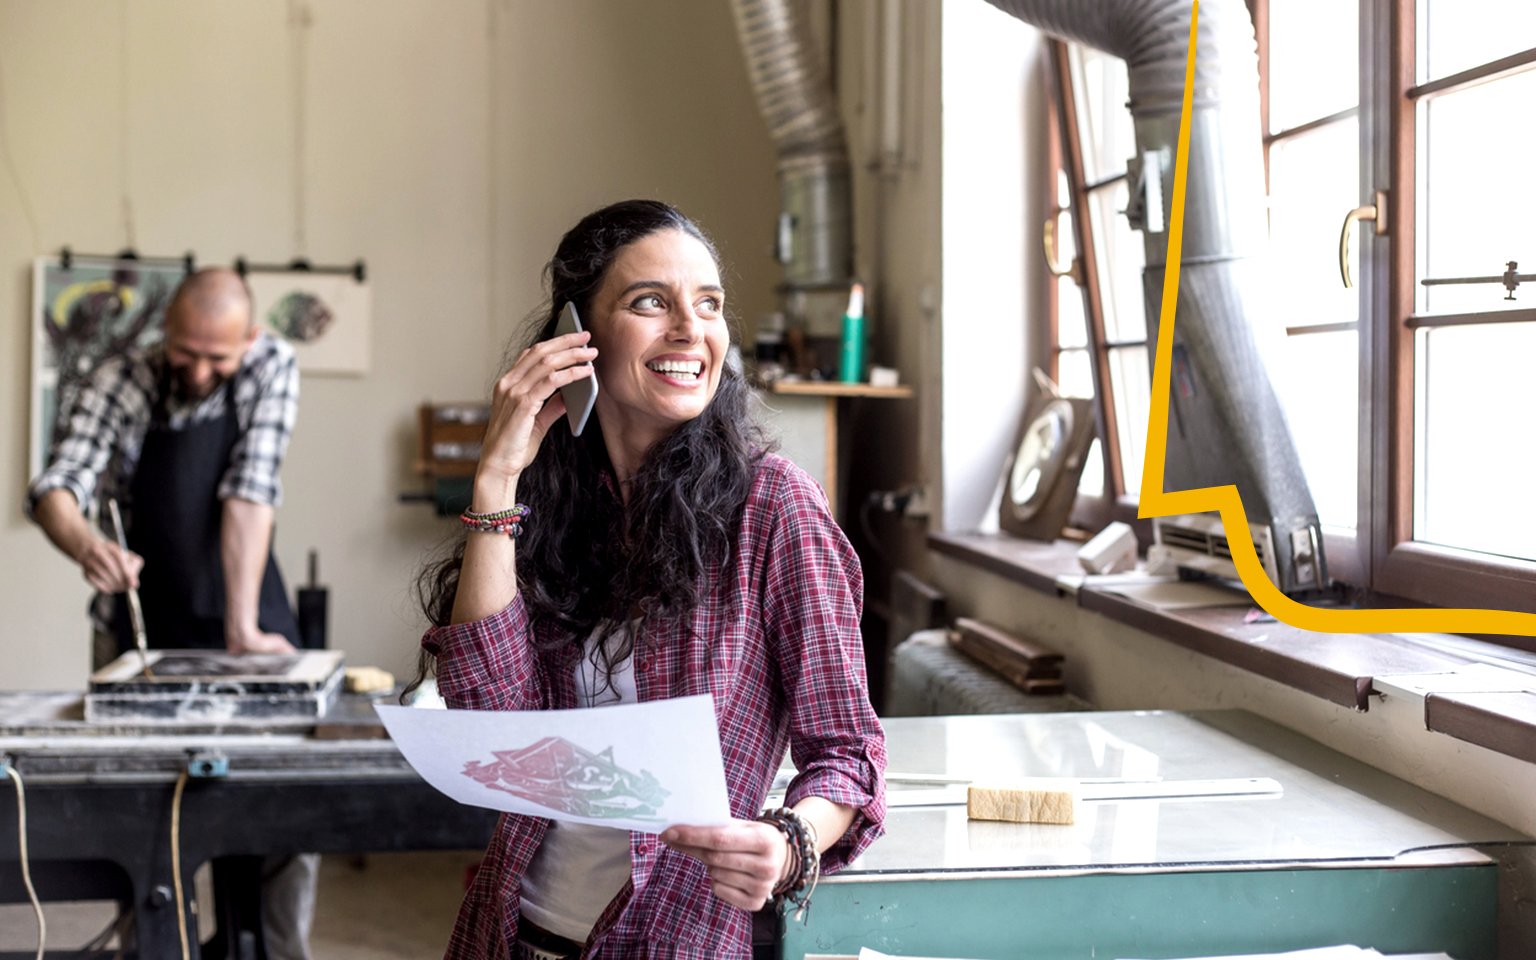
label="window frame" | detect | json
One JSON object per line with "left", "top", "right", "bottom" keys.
{"left": 1044, "top": 0, "right": 1536, "bottom": 645}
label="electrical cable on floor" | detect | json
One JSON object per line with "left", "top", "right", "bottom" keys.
{"left": 5, "top": 761, "right": 46, "bottom": 960}
{"left": 859, "top": 495, "right": 896, "bottom": 572}
{"left": 170, "top": 770, "right": 190, "bottom": 960}
{"left": 69, "top": 907, "right": 122, "bottom": 959}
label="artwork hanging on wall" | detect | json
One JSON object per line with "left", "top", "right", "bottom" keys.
{"left": 29, "top": 255, "right": 190, "bottom": 479}
{"left": 246, "top": 270, "right": 372, "bottom": 376}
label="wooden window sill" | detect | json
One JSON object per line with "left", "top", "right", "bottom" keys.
{"left": 928, "top": 531, "right": 1536, "bottom": 765}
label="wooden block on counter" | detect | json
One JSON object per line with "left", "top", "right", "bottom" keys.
{"left": 948, "top": 618, "right": 1066, "bottom": 694}
{"left": 954, "top": 617, "right": 1063, "bottom": 665}
{"left": 967, "top": 780, "right": 1078, "bottom": 825}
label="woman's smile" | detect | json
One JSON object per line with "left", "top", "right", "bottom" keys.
{"left": 644, "top": 355, "right": 707, "bottom": 385}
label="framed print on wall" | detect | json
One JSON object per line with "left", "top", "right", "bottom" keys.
{"left": 246, "top": 269, "right": 372, "bottom": 376}
{"left": 30, "top": 255, "right": 190, "bottom": 479}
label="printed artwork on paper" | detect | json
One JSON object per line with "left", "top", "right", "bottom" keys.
{"left": 29, "top": 256, "right": 190, "bottom": 479}
{"left": 246, "top": 270, "right": 371, "bottom": 376}
{"left": 375, "top": 695, "right": 731, "bottom": 833}
{"left": 463, "top": 736, "right": 670, "bottom": 820}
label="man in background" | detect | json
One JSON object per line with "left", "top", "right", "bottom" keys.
{"left": 27, "top": 266, "right": 313, "bottom": 959}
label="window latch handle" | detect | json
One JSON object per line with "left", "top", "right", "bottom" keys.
{"left": 1339, "top": 190, "right": 1388, "bottom": 289}
{"left": 1043, "top": 211, "right": 1080, "bottom": 284}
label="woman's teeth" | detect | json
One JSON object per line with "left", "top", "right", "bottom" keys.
{"left": 647, "top": 360, "right": 702, "bottom": 381}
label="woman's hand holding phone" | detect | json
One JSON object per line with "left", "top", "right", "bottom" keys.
{"left": 474, "top": 324, "right": 597, "bottom": 503}
{"left": 452, "top": 326, "right": 595, "bottom": 623}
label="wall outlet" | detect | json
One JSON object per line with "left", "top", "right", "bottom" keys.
{"left": 902, "top": 486, "right": 930, "bottom": 519}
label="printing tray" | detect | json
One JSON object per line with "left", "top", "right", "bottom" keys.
{"left": 85, "top": 650, "right": 344, "bottom": 725}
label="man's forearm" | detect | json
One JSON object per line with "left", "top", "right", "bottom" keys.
{"left": 34, "top": 488, "right": 94, "bottom": 561}
{"left": 221, "top": 497, "right": 275, "bottom": 641}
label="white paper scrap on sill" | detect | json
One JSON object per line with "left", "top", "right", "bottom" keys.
{"left": 375, "top": 694, "right": 732, "bottom": 833}
{"left": 1057, "top": 569, "right": 1169, "bottom": 595}
{"left": 1373, "top": 662, "right": 1536, "bottom": 698}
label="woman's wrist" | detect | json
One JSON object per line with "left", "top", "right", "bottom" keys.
{"left": 471, "top": 468, "right": 520, "bottom": 511}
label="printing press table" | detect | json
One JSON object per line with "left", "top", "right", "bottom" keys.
{"left": 0, "top": 691, "right": 497, "bottom": 959}
{"left": 783, "top": 710, "right": 1526, "bottom": 960}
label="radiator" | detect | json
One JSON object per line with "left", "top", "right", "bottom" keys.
{"left": 885, "top": 630, "right": 1090, "bottom": 717}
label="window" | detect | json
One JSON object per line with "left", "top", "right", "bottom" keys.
{"left": 1046, "top": 42, "right": 1149, "bottom": 526}
{"left": 1047, "top": 2, "right": 1536, "bottom": 633}
{"left": 1262, "top": 0, "right": 1360, "bottom": 539}
{"left": 1404, "top": 3, "right": 1536, "bottom": 560}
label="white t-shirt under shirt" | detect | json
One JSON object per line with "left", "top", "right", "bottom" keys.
{"left": 518, "top": 622, "right": 639, "bottom": 942}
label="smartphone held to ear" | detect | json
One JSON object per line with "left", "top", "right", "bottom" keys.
{"left": 553, "top": 301, "right": 599, "bottom": 436}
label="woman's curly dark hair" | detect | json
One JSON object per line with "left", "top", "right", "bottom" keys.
{"left": 408, "top": 199, "right": 769, "bottom": 699}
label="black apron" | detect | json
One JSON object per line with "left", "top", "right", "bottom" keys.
{"left": 112, "top": 372, "right": 301, "bottom": 654}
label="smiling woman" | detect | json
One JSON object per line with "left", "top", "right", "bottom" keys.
{"left": 585, "top": 228, "right": 731, "bottom": 477}
{"left": 409, "top": 199, "right": 886, "bottom": 960}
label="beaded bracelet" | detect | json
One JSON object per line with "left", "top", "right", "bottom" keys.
{"left": 763, "top": 817, "right": 801, "bottom": 897}
{"left": 758, "top": 806, "right": 821, "bottom": 923}
{"left": 459, "top": 503, "right": 530, "bottom": 539}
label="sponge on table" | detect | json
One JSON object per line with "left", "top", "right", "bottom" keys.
{"left": 344, "top": 666, "right": 396, "bottom": 694}
{"left": 967, "top": 779, "right": 1079, "bottom": 825}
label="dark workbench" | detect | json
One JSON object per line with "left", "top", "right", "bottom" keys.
{"left": 0, "top": 691, "right": 497, "bottom": 959}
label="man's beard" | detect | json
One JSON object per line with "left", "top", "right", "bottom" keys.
{"left": 170, "top": 369, "right": 228, "bottom": 403}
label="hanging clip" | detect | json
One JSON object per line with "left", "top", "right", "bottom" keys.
{"left": 1124, "top": 150, "right": 1167, "bottom": 235}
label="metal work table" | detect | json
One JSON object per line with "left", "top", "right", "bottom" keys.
{"left": 0, "top": 691, "right": 496, "bottom": 959}
{"left": 784, "top": 710, "right": 1526, "bottom": 960}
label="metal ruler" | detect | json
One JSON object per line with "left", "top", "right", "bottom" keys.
{"left": 885, "top": 775, "right": 1282, "bottom": 808}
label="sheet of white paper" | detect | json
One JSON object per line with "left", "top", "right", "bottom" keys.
{"left": 857, "top": 948, "right": 1433, "bottom": 960}
{"left": 1122, "top": 948, "right": 1394, "bottom": 960}
{"left": 376, "top": 695, "right": 732, "bottom": 833}
{"left": 1105, "top": 578, "right": 1253, "bottom": 609}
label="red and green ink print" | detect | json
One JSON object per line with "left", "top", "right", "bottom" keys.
{"left": 462, "top": 736, "right": 670, "bottom": 820}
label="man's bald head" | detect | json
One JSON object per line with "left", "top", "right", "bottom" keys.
{"left": 167, "top": 267, "right": 254, "bottom": 333}
{"left": 163, "top": 268, "right": 259, "bottom": 402}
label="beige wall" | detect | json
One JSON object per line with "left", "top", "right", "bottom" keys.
{"left": 0, "top": 0, "right": 778, "bottom": 688}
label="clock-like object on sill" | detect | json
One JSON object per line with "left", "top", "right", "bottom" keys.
{"left": 998, "top": 374, "right": 1095, "bottom": 541}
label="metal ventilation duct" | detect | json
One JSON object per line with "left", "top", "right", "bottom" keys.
{"left": 985, "top": 0, "right": 1327, "bottom": 593}
{"left": 729, "top": 0, "right": 852, "bottom": 286}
